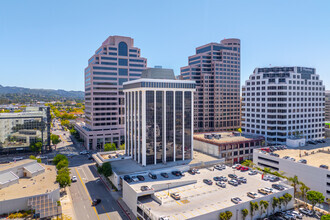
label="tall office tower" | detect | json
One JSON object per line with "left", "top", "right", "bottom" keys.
{"left": 180, "top": 38, "right": 241, "bottom": 132}
{"left": 325, "top": 90, "right": 330, "bottom": 121}
{"left": 76, "top": 36, "right": 147, "bottom": 150}
{"left": 242, "top": 67, "right": 325, "bottom": 145}
{"left": 123, "top": 67, "right": 196, "bottom": 166}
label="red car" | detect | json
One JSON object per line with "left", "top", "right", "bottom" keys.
{"left": 240, "top": 167, "right": 249, "bottom": 172}
{"left": 236, "top": 165, "right": 242, "bottom": 170}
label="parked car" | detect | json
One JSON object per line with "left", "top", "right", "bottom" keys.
{"left": 272, "top": 184, "right": 285, "bottom": 191}
{"left": 248, "top": 170, "right": 257, "bottom": 175}
{"left": 238, "top": 177, "right": 247, "bottom": 183}
{"left": 228, "top": 174, "right": 238, "bottom": 179}
{"left": 87, "top": 154, "right": 93, "bottom": 160}
{"left": 269, "top": 176, "right": 280, "bottom": 182}
{"left": 131, "top": 176, "right": 139, "bottom": 182}
{"left": 258, "top": 188, "right": 269, "bottom": 195}
{"left": 270, "top": 152, "right": 279, "bottom": 157}
{"left": 214, "top": 165, "right": 222, "bottom": 170}
{"left": 188, "top": 169, "right": 196, "bottom": 175}
{"left": 171, "top": 171, "right": 181, "bottom": 176}
{"left": 216, "top": 181, "right": 226, "bottom": 188}
{"left": 141, "top": 186, "right": 152, "bottom": 191}
{"left": 298, "top": 159, "right": 307, "bottom": 164}
{"left": 232, "top": 164, "right": 240, "bottom": 169}
{"left": 247, "top": 192, "right": 258, "bottom": 199}
{"left": 320, "top": 164, "right": 329, "bottom": 169}
{"left": 161, "top": 172, "right": 169, "bottom": 178}
{"left": 92, "top": 198, "right": 101, "bottom": 206}
{"left": 36, "top": 155, "right": 48, "bottom": 159}
{"left": 228, "top": 179, "right": 238, "bottom": 186}
{"left": 283, "top": 156, "right": 290, "bottom": 159}
{"left": 235, "top": 165, "right": 242, "bottom": 170}
{"left": 298, "top": 208, "right": 313, "bottom": 216}
{"left": 71, "top": 176, "right": 77, "bottom": 182}
{"left": 137, "top": 175, "right": 145, "bottom": 181}
{"left": 170, "top": 193, "right": 181, "bottom": 200}
{"left": 123, "top": 175, "right": 132, "bottom": 183}
{"left": 240, "top": 166, "right": 249, "bottom": 172}
{"left": 231, "top": 197, "right": 242, "bottom": 204}
{"left": 148, "top": 173, "right": 157, "bottom": 179}
{"left": 178, "top": 171, "right": 185, "bottom": 176}
{"left": 203, "top": 179, "right": 213, "bottom": 185}
{"left": 220, "top": 176, "right": 228, "bottom": 182}
{"left": 307, "top": 140, "right": 317, "bottom": 145}
{"left": 263, "top": 175, "right": 271, "bottom": 181}
{"left": 288, "top": 211, "right": 302, "bottom": 219}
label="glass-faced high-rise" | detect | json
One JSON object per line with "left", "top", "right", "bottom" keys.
{"left": 123, "top": 68, "right": 196, "bottom": 166}
{"left": 76, "top": 36, "right": 147, "bottom": 150}
{"left": 180, "top": 38, "right": 241, "bottom": 133}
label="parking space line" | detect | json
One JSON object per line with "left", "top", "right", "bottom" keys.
{"left": 175, "top": 201, "right": 181, "bottom": 206}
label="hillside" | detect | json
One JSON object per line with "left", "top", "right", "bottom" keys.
{"left": 0, "top": 85, "right": 84, "bottom": 104}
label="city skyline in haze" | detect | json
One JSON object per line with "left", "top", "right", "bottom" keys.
{"left": 1, "top": 0, "right": 329, "bottom": 91}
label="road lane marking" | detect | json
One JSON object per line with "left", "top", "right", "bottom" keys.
{"left": 75, "top": 168, "right": 101, "bottom": 220}
{"left": 101, "top": 205, "right": 111, "bottom": 220}
{"left": 175, "top": 201, "right": 181, "bottom": 205}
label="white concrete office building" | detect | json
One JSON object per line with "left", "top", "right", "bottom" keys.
{"left": 123, "top": 68, "right": 196, "bottom": 166}
{"left": 242, "top": 67, "right": 325, "bottom": 145}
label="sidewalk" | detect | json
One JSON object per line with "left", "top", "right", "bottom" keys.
{"left": 60, "top": 187, "right": 76, "bottom": 220}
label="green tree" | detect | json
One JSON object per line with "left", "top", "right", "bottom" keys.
{"left": 56, "top": 159, "right": 69, "bottom": 170}
{"left": 250, "top": 201, "right": 259, "bottom": 219}
{"left": 299, "top": 183, "right": 310, "bottom": 206}
{"left": 288, "top": 175, "right": 300, "bottom": 198}
{"left": 321, "top": 214, "right": 330, "bottom": 220}
{"left": 260, "top": 200, "right": 269, "bottom": 217}
{"left": 29, "top": 142, "right": 42, "bottom": 153}
{"left": 307, "top": 191, "right": 325, "bottom": 211}
{"left": 219, "top": 212, "right": 227, "bottom": 220}
{"left": 241, "top": 209, "right": 248, "bottom": 220}
{"left": 51, "top": 134, "right": 61, "bottom": 145}
{"left": 56, "top": 167, "right": 71, "bottom": 188}
{"left": 97, "top": 162, "right": 113, "bottom": 177}
{"left": 283, "top": 193, "right": 293, "bottom": 210}
{"left": 272, "top": 197, "right": 279, "bottom": 214}
{"left": 279, "top": 196, "right": 285, "bottom": 211}
{"left": 53, "top": 154, "right": 68, "bottom": 166}
{"left": 104, "top": 143, "right": 117, "bottom": 151}
{"left": 225, "top": 211, "right": 232, "bottom": 220}
{"left": 61, "top": 120, "right": 70, "bottom": 128}
{"left": 119, "top": 143, "right": 125, "bottom": 150}
{"left": 241, "top": 160, "right": 255, "bottom": 168}
{"left": 29, "top": 155, "right": 41, "bottom": 163}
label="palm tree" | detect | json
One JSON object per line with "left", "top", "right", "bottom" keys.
{"left": 250, "top": 201, "right": 258, "bottom": 219}
{"left": 283, "top": 193, "right": 293, "bottom": 210}
{"left": 262, "top": 200, "right": 269, "bottom": 216}
{"left": 279, "top": 196, "right": 285, "bottom": 211}
{"left": 300, "top": 183, "right": 310, "bottom": 206}
{"left": 272, "top": 197, "right": 279, "bottom": 214}
{"left": 259, "top": 200, "right": 265, "bottom": 218}
{"left": 288, "top": 175, "right": 300, "bottom": 198}
{"left": 241, "top": 209, "right": 248, "bottom": 220}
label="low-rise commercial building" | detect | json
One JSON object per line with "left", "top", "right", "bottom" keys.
{"left": 193, "top": 132, "right": 264, "bottom": 165}
{"left": 0, "top": 159, "right": 60, "bottom": 218}
{"left": 0, "top": 107, "right": 51, "bottom": 154}
{"left": 253, "top": 144, "right": 330, "bottom": 201}
{"left": 122, "top": 164, "right": 293, "bottom": 220}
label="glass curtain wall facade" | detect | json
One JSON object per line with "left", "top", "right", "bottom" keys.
{"left": 124, "top": 79, "right": 196, "bottom": 166}
{"left": 180, "top": 38, "right": 241, "bottom": 133}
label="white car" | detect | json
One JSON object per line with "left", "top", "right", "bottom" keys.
{"left": 299, "top": 208, "right": 313, "bottom": 216}
{"left": 247, "top": 192, "right": 258, "bottom": 199}
{"left": 232, "top": 164, "right": 240, "bottom": 169}
{"left": 131, "top": 177, "right": 139, "bottom": 182}
{"left": 37, "top": 156, "right": 48, "bottom": 159}
{"left": 216, "top": 181, "right": 226, "bottom": 188}
{"left": 80, "top": 151, "right": 89, "bottom": 155}
{"left": 248, "top": 170, "right": 257, "bottom": 175}
{"left": 71, "top": 176, "right": 77, "bottom": 182}
{"left": 264, "top": 187, "right": 274, "bottom": 193}
{"left": 13, "top": 157, "right": 24, "bottom": 161}
{"left": 289, "top": 211, "right": 302, "bottom": 219}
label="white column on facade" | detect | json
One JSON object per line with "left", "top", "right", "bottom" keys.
{"left": 173, "top": 91, "right": 176, "bottom": 162}
{"left": 124, "top": 93, "right": 127, "bottom": 155}
{"left": 137, "top": 91, "right": 140, "bottom": 164}
{"left": 133, "top": 92, "right": 136, "bottom": 161}
{"left": 141, "top": 91, "right": 146, "bottom": 166}
{"left": 163, "top": 90, "right": 166, "bottom": 163}
{"left": 182, "top": 91, "right": 185, "bottom": 161}
{"left": 126, "top": 93, "right": 130, "bottom": 155}
{"left": 154, "top": 91, "right": 157, "bottom": 165}
{"left": 191, "top": 91, "right": 194, "bottom": 159}
{"left": 130, "top": 92, "right": 133, "bottom": 157}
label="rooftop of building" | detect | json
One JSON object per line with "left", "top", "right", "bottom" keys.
{"left": 272, "top": 143, "right": 330, "bottom": 168}
{"left": 130, "top": 165, "right": 291, "bottom": 220}
{"left": 0, "top": 159, "right": 36, "bottom": 172}
{"left": 194, "top": 132, "right": 264, "bottom": 145}
{"left": 0, "top": 164, "right": 58, "bottom": 201}
{"left": 106, "top": 151, "right": 221, "bottom": 176}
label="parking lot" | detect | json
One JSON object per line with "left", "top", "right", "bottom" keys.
{"left": 130, "top": 165, "right": 293, "bottom": 220}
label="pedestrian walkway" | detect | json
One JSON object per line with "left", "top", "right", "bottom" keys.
{"left": 60, "top": 187, "right": 76, "bottom": 220}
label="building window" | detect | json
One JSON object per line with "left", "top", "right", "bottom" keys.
{"left": 146, "top": 91, "right": 155, "bottom": 165}
{"left": 118, "top": 42, "right": 128, "bottom": 56}
{"left": 166, "top": 91, "right": 174, "bottom": 162}
{"left": 156, "top": 91, "right": 163, "bottom": 163}
{"left": 175, "top": 91, "right": 183, "bottom": 161}
{"left": 184, "top": 91, "right": 192, "bottom": 159}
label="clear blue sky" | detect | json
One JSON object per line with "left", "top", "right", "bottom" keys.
{"left": 1, "top": 0, "right": 329, "bottom": 91}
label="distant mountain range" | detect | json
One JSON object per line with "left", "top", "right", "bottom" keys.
{"left": 0, "top": 85, "right": 84, "bottom": 104}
